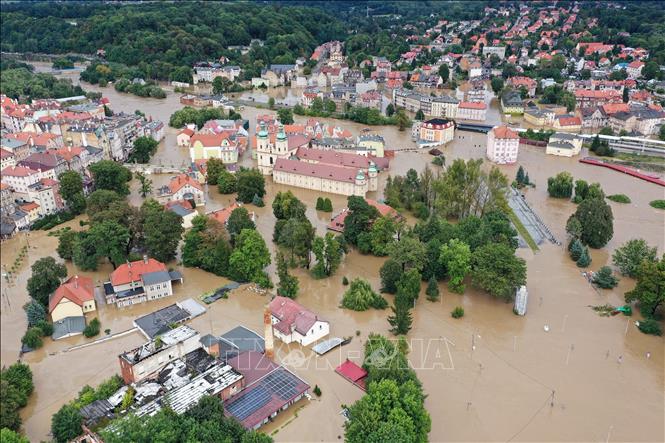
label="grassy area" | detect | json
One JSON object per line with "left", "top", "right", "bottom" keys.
{"left": 506, "top": 207, "right": 539, "bottom": 252}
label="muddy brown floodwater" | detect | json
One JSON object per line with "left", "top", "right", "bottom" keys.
{"left": 1, "top": 63, "right": 663, "bottom": 442}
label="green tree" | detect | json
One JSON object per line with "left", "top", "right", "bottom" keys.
{"left": 217, "top": 169, "right": 238, "bottom": 194}
{"left": 89, "top": 160, "right": 132, "bottom": 195}
{"left": 572, "top": 197, "right": 614, "bottom": 248}
{"left": 387, "top": 236, "right": 426, "bottom": 272}
{"left": 341, "top": 278, "right": 387, "bottom": 311}
{"left": 625, "top": 256, "right": 665, "bottom": 317}
{"left": 345, "top": 379, "right": 429, "bottom": 443}
{"left": 569, "top": 239, "right": 584, "bottom": 262}
{"left": 576, "top": 246, "right": 591, "bottom": 268}
{"left": 51, "top": 404, "right": 82, "bottom": 443}
{"left": 277, "top": 108, "right": 294, "bottom": 124}
{"left": 593, "top": 266, "right": 619, "bottom": 289}
{"left": 471, "top": 243, "right": 527, "bottom": 301}
{"left": 425, "top": 276, "right": 440, "bottom": 301}
{"left": 227, "top": 207, "right": 256, "bottom": 243}
{"left": 129, "top": 136, "right": 159, "bottom": 163}
{"left": 612, "top": 239, "right": 658, "bottom": 278}
{"left": 276, "top": 253, "right": 299, "bottom": 298}
{"left": 439, "top": 239, "right": 472, "bottom": 293}
{"left": 491, "top": 77, "right": 504, "bottom": 95}
{"left": 27, "top": 257, "right": 67, "bottom": 307}
{"left": 343, "top": 196, "right": 380, "bottom": 245}
{"left": 229, "top": 229, "right": 271, "bottom": 283}
{"left": 206, "top": 158, "right": 226, "bottom": 185}
{"left": 0, "top": 428, "right": 29, "bottom": 443}
{"left": 58, "top": 170, "right": 85, "bottom": 214}
{"left": 379, "top": 258, "right": 404, "bottom": 294}
{"left": 547, "top": 171, "right": 574, "bottom": 198}
{"left": 141, "top": 201, "right": 183, "bottom": 263}
{"left": 23, "top": 300, "right": 46, "bottom": 326}
{"left": 388, "top": 288, "right": 413, "bottom": 335}
{"left": 394, "top": 108, "right": 410, "bottom": 131}
{"left": 277, "top": 217, "right": 314, "bottom": 267}
{"left": 414, "top": 109, "right": 425, "bottom": 121}
{"left": 438, "top": 64, "right": 450, "bottom": 84}
{"left": 56, "top": 229, "right": 78, "bottom": 260}
{"left": 312, "top": 233, "right": 343, "bottom": 278}
{"left": 236, "top": 168, "right": 265, "bottom": 203}
{"left": 135, "top": 171, "right": 152, "bottom": 198}
{"left": 368, "top": 216, "right": 396, "bottom": 256}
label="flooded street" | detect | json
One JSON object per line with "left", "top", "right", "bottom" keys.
{"left": 2, "top": 63, "right": 663, "bottom": 442}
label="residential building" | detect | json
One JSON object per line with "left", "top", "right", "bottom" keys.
{"left": 158, "top": 174, "right": 205, "bottom": 205}
{"left": 224, "top": 351, "right": 309, "bottom": 430}
{"left": 482, "top": 46, "right": 507, "bottom": 59}
{"left": 49, "top": 275, "right": 97, "bottom": 323}
{"left": 118, "top": 325, "right": 202, "bottom": 383}
{"left": 546, "top": 132, "right": 583, "bottom": 157}
{"left": 414, "top": 118, "right": 455, "bottom": 147}
{"left": 501, "top": 91, "right": 524, "bottom": 114}
{"left": 268, "top": 296, "right": 329, "bottom": 346}
{"left": 164, "top": 200, "right": 197, "bottom": 229}
{"left": 457, "top": 101, "right": 487, "bottom": 121}
{"left": 486, "top": 125, "right": 520, "bottom": 164}
{"left": 103, "top": 257, "right": 184, "bottom": 307}
{"left": 507, "top": 76, "right": 537, "bottom": 97}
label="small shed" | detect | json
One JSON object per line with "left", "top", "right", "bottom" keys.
{"left": 335, "top": 359, "right": 367, "bottom": 391}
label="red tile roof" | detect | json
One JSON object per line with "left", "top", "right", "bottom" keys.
{"left": 208, "top": 202, "right": 240, "bottom": 225}
{"left": 274, "top": 158, "right": 359, "bottom": 184}
{"left": 168, "top": 174, "right": 203, "bottom": 194}
{"left": 49, "top": 275, "right": 94, "bottom": 313}
{"left": 492, "top": 125, "right": 519, "bottom": 139}
{"left": 269, "top": 296, "right": 323, "bottom": 335}
{"left": 110, "top": 258, "right": 167, "bottom": 286}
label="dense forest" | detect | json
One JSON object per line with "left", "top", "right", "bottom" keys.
{"left": 0, "top": 2, "right": 346, "bottom": 81}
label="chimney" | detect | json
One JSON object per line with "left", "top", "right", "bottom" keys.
{"left": 264, "top": 306, "right": 274, "bottom": 360}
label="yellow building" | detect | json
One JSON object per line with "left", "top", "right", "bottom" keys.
{"left": 49, "top": 275, "right": 97, "bottom": 322}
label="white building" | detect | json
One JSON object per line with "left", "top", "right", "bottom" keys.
{"left": 268, "top": 296, "right": 329, "bottom": 347}
{"left": 486, "top": 125, "right": 520, "bottom": 164}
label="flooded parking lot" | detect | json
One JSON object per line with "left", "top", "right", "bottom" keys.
{"left": 2, "top": 63, "right": 663, "bottom": 442}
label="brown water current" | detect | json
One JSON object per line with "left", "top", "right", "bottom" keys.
{"left": 1, "top": 63, "right": 663, "bottom": 442}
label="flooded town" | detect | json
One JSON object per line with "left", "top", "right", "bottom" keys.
{"left": 1, "top": 2, "right": 664, "bottom": 443}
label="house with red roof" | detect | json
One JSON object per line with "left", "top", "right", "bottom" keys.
{"left": 158, "top": 173, "right": 205, "bottom": 205}
{"left": 327, "top": 198, "right": 401, "bottom": 233}
{"left": 50, "top": 275, "right": 97, "bottom": 323}
{"left": 626, "top": 61, "right": 645, "bottom": 80}
{"left": 104, "top": 257, "right": 183, "bottom": 307}
{"left": 268, "top": 296, "right": 329, "bottom": 346}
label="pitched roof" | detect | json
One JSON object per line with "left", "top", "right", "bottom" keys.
{"left": 274, "top": 158, "right": 359, "bottom": 184}
{"left": 49, "top": 275, "right": 94, "bottom": 313}
{"left": 492, "top": 125, "right": 519, "bottom": 139}
{"left": 168, "top": 174, "right": 203, "bottom": 194}
{"left": 110, "top": 258, "right": 167, "bottom": 286}
{"left": 208, "top": 202, "right": 241, "bottom": 225}
{"left": 269, "top": 296, "right": 324, "bottom": 335}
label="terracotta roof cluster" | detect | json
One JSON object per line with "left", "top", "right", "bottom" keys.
{"left": 49, "top": 275, "right": 94, "bottom": 313}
